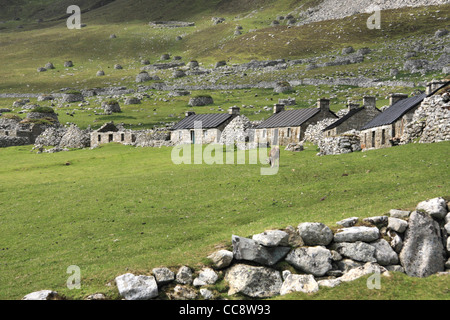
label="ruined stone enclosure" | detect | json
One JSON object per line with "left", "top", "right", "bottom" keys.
{"left": 90, "top": 122, "right": 136, "bottom": 148}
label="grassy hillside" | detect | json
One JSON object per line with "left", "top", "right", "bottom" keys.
{"left": 0, "top": 141, "right": 448, "bottom": 300}
{"left": 0, "top": 1, "right": 447, "bottom": 93}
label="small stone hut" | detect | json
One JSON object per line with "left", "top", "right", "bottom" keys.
{"left": 90, "top": 122, "right": 136, "bottom": 147}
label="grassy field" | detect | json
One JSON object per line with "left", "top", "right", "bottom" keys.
{"left": 0, "top": 141, "right": 448, "bottom": 300}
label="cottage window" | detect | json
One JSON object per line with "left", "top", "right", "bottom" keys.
{"left": 98, "top": 135, "right": 101, "bottom": 142}
{"left": 5, "top": 131, "right": 8, "bottom": 136}
{"left": 287, "top": 128, "right": 291, "bottom": 138}
{"left": 262, "top": 129, "right": 266, "bottom": 138}
{"left": 371, "top": 131, "right": 375, "bottom": 148}
{"left": 381, "top": 129, "right": 386, "bottom": 145}
{"left": 392, "top": 126, "right": 396, "bottom": 138}
{"left": 108, "top": 134, "right": 113, "bottom": 142}
{"left": 121, "top": 133, "right": 125, "bottom": 142}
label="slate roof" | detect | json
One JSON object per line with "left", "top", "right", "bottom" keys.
{"left": 323, "top": 107, "right": 365, "bottom": 131}
{"left": 360, "top": 80, "right": 450, "bottom": 131}
{"left": 171, "top": 113, "right": 232, "bottom": 130}
{"left": 360, "top": 93, "right": 427, "bottom": 130}
{"left": 256, "top": 108, "right": 331, "bottom": 129}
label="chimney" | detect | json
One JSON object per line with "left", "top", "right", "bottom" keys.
{"left": 185, "top": 111, "right": 196, "bottom": 117}
{"left": 389, "top": 93, "right": 408, "bottom": 106}
{"left": 426, "top": 82, "right": 432, "bottom": 95}
{"left": 347, "top": 99, "right": 360, "bottom": 111}
{"left": 317, "top": 98, "right": 330, "bottom": 111}
{"left": 273, "top": 104, "right": 285, "bottom": 114}
{"left": 427, "top": 80, "right": 447, "bottom": 95}
{"left": 228, "top": 106, "right": 240, "bottom": 116}
{"left": 363, "top": 96, "right": 376, "bottom": 109}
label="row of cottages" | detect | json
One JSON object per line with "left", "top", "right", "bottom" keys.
{"left": 322, "top": 96, "right": 381, "bottom": 137}
{"left": 254, "top": 98, "right": 338, "bottom": 146}
{"left": 359, "top": 80, "right": 449, "bottom": 150}
{"left": 170, "top": 106, "right": 240, "bottom": 144}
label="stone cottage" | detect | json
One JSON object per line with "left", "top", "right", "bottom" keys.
{"left": 322, "top": 97, "right": 381, "bottom": 137}
{"left": 170, "top": 107, "right": 240, "bottom": 145}
{"left": 359, "top": 80, "right": 449, "bottom": 150}
{"left": 90, "top": 122, "right": 136, "bottom": 147}
{"left": 254, "top": 99, "right": 338, "bottom": 146}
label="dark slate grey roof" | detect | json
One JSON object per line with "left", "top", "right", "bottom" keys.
{"left": 256, "top": 108, "right": 323, "bottom": 129}
{"left": 360, "top": 93, "right": 427, "bottom": 130}
{"left": 171, "top": 113, "right": 232, "bottom": 130}
{"left": 323, "top": 107, "right": 365, "bottom": 131}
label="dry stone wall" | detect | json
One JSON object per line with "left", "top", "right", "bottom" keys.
{"left": 23, "top": 197, "right": 450, "bottom": 300}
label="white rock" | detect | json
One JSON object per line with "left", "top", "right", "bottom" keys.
{"left": 115, "top": 273, "right": 158, "bottom": 300}
{"left": 207, "top": 250, "right": 233, "bottom": 269}
{"left": 416, "top": 197, "right": 448, "bottom": 220}
{"left": 388, "top": 217, "right": 408, "bottom": 233}
{"left": 252, "top": 229, "right": 290, "bottom": 247}
{"left": 193, "top": 268, "right": 218, "bottom": 287}
{"left": 280, "top": 274, "right": 319, "bottom": 295}
{"left": 22, "top": 290, "right": 60, "bottom": 300}
{"left": 333, "top": 226, "right": 380, "bottom": 243}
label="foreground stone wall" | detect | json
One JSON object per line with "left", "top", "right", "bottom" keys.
{"left": 23, "top": 197, "right": 449, "bottom": 300}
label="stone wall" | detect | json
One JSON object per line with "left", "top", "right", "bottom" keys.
{"left": 400, "top": 95, "right": 450, "bottom": 144}
{"left": 318, "top": 133, "right": 362, "bottom": 156}
{"left": 23, "top": 197, "right": 450, "bottom": 300}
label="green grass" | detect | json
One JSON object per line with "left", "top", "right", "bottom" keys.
{"left": 0, "top": 141, "right": 448, "bottom": 300}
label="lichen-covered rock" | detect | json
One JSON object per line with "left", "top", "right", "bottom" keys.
{"left": 333, "top": 226, "right": 380, "bottom": 243}
{"left": 399, "top": 211, "right": 446, "bottom": 277}
{"left": 207, "top": 250, "right": 233, "bottom": 269}
{"left": 152, "top": 267, "right": 175, "bottom": 285}
{"left": 416, "top": 197, "right": 448, "bottom": 220}
{"left": 232, "top": 235, "right": 290, "bottom": 266}
{"left": 115, "top": 273, "right": 158, "bottom": 300}
{"left": 285, "top": 246, "right": 333, "bottom": 276}
{"left": 280, "top": 274, "right": 319, "bottom": 295}
{"left": 176, "top": 266, "right": 193, "bottom": 285}
{"left": 193, "top": 268, "right": 218, "bottom": 287}
{"left": 297, "top": 222, "right": 333, "bottom": 246}
{"left": 225, "top": 264, "right": 282, "bottom": 298}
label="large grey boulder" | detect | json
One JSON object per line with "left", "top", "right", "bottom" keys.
{"left": 333, "top": 226, "right": 380, "bottom": 243}
{"left": 102, "top": 100, "right": 121, "bottom": 114}
{"left": 285, "top": 246, "right": 333, "bottom": 276}
{"left": 331, "top": 241, "right": 377, "bottom": 263}
{"left": 136, "top": 71, "right": 153, "bottom": 83}
{"left": 370, "top": 239, "right": 399, "bottom": 266}
{"left": 399, "top": 211, "right": 446, "bottom": 277}
{"left": 232, "top": 235, "right": 290, "bottom": 266}
{"left": 280, "top": 274, "right": 319, "bottom": 295}
{"left": 297, "top": 222, "right": 333, "bottom": 246}
{"left": 225, "top": 264, "right": 282, "bottom": 298}
{"left": 416, "top": 197, "right": 448, "bottom": 220}
{"left": 115, "top": 273, "right": 158, "bottom": 300}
